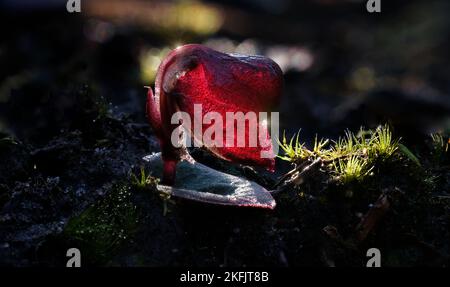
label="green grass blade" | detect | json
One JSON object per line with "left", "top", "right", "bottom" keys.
{"left": 399, "top": 143, "right": 421, "bottom": 167}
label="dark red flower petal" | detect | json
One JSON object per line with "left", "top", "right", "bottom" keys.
{"left": 147, "top": 44, "right": 283, "bottom": 185}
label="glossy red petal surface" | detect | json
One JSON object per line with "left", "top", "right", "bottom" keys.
{"left": 147, "top": 44, "right": 283, "bottom": 183}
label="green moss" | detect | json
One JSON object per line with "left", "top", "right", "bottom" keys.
{"left": 333, "top": 156, "right": 373, "bottom": 184}
{"left": 64, "top": 183, "right": 139, "bottom": 264}
{"left": 130, "top": 167, "right": 174, "bottom": 216}
{"left": 277, "top": 130, "right": 307, "bottom": 162}
{"left": 130, "top": 166, "right": 159, "bottom": 190}
{"left": 430, "top": 133, "right": 449, "bottom": 153}
{"left": 278, "top": 125, "right": 410, "bottom": 185}
{"left": 369, "top": 124, "right": 399, "bottom": 160}
{"left": 430, "top": 133, "right": 449, "bottom": 163}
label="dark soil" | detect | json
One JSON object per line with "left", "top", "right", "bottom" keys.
{"left": 0, "top": 0, "right": 449, "bottom": 267}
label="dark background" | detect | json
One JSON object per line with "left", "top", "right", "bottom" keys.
{"left": 0, "top": 0, "right": 449, "bottom": 267}
{"left": 1, "top": 0, "right": 449, "bottom": 140}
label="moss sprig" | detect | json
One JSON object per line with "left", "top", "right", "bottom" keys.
{"left": 277, "top": 124, "right": 405, "bottom": 184}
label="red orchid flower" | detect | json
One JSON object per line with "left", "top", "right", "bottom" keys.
{"left": 146, "top": 44, "right": 283, "bottom": 185}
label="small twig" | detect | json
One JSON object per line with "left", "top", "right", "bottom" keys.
{"left": 355, "top": 193, "right": 390, "bottom": 243}
{"left": 272, "top": 160, "right": 309, "bottom": 189}
{"left": 433, "top": 195, "right": 450, "bottom": 199}
{"left": 271, "top": 157, "right": 322, "bottom": 194}
{"left": 288, "top": 157, "right": 322, "bottom": 186}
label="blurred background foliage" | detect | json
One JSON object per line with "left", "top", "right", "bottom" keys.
{"left": 0, "top": 0, "right": 449, "bottom": 142}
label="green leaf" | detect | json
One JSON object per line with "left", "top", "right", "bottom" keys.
{"left": 399, "top": 143, "right": 421, "bottom": 166}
